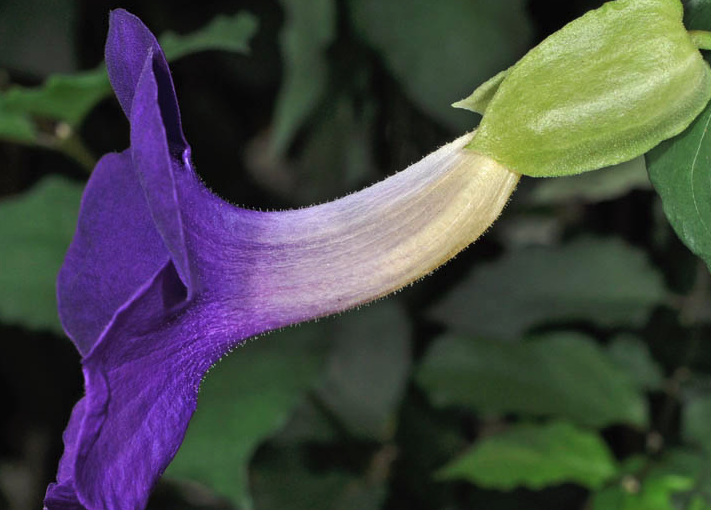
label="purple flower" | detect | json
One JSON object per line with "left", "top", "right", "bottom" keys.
{"left": 43, "top": 9, "right": 518, "bottom": 510}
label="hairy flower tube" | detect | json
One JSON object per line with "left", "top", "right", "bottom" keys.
{"left": 43, "top": 10, "right": 519, "bottom": 510}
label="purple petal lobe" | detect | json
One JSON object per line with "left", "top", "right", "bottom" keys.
{"left": 55, "top": 398, "right": 87, "bottom": 485}
{"left": 44, "top": 399, "right": 88, "bottom": 510}
{"left": 106, "top": 9, "right": 187, "bottom": 153}
{"left": 130, "top": 51, "right": 194, "bottom": 292}
{"left": 71, "top": 261, "right": 225, "bottom": 510}
{"left": 44, "top": 483, "right": 86, "bottom": 510}
{"left": 57, "top": 151, "right": 169, "bottom": 355}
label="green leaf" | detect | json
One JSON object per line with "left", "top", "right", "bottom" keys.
{"left": 0, "top": 100, "right": 37, "bottom": 143}
{"left": 0, "top": 176, "right": 82, "bottom": 333}
{"left": 271, "top": 397, "right": 338, "bottom": 445}
{"left": 159, "top": 12, "right": 258, "bottom": 61}
{"left": 438, "top": 421, "right": 618, "bottom": 490}
{"left": 0, "top": 12, "right": 257, "bottom": 140}
{"left": 430, "top": 237, "right": 666, "bottom": 340}
{"left": 606, "top": 334, "right": 665, "bottom": 391}
{"left": 682, "top": 394, "right": 711, "bottom": 453}
{"left": 165, "top": 322, "right": 330, "bottom": 510}
{"left": 529, "top": 156, "right": 651, "bottom": 205}
{"left": 2, "top": 69, "right": 110, "bottom": 127}
{"left": 317, "top": 299, "right": 411, "bottom": 441}
{"left": 685, "top": 0, "right": 711, "bottom": 42}
{"left": 657, "top": 449, "right": 711, "bottom": 509}
{"left": 593, "top": 476, "right": 694, "bottom": 510}
{"left": 416, "top": 331, "right": 648, "bottom": 428}
{"left": 261, "top": 94, "right": 377, "bottom": 205}
{"left": 647, "top": 101, "right": 711, "bottom": 272}
{"left": 334, "top": 478, "right": 388, "bottom": 510}
{"left": 592, "top": 449, "right": 711, "bottom": 510}
{"left": 644, "top": 0, "right": 711, "bottom": 272}
{"left": 270, "top": 0, "right": 335, "bottom": 154}
{"left": 252, "top": 454, "right": 351, "bottom": 510}
{"left": 251, "top": 447, "right": 387, "bottom": 510}
{"left": 347, "top": 0, "right": 532, "bottom": 131}
{"left": 469, "top": 0, "right": 711, "bottom": 177}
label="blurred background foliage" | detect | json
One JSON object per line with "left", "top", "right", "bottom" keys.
{"left": 1, "top": 0, "right": 711, "bottom": 509}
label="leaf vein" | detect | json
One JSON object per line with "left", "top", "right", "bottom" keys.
{"left": 689, "top": 110, "right": 711, "bottom": 241}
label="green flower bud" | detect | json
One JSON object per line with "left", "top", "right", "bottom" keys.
{"left": 456, "top": 0, "right": 711, "bottom": 178}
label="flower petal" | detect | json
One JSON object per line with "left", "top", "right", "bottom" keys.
{"left": 129, "top": 50, "right": 195, "bottom": 292}
{"left": 57, "top": 151, "right": 170, "bottom": 355}
{"left": 43, "top": 399, "right": 88, "bottom": 510}
{"left": 43, "top": 483, "right": 86, "bottom": 510}
{"left": 105, "top": 9, "right": 188, "bottom": 153}
{"left": 70, "top": 261, "right": 225, "bottom": 510}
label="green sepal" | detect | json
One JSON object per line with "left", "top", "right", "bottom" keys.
{"left": 466, "top": 0, "right": 711, "bottom": 178}
{"left": 452, "top": 68, "right": 509, "bottom": 115}
{"left": 689, "top": 30, "right": 711, "bottom": 51}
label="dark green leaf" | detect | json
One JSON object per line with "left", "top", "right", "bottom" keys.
{"left": 417, "top": 331, "right": 648, "bottom": 427}
{"left": 592, "top": 449, "right": 711, "bottom": 510}
{"left": 334, "top": 478, "right": 388, "bottom": 510}
{"left": 271, "top": 397, "right": 338, "bottom": 445}
{"left": 497, "top": 215, "right": 563, "bottom": 249}
{"left": 159, "top": 12, "right": 258, "bottom": 61}
{"left": 2, "top": 69, "right": 110, "bottom": 127}
{"left": 646, "top": 0, "right": 711, "bottom": 271}
{"left": 606, "top": 334, "right": 665, "bottom": 391}
{"left": 0, "top": 101, "right": 37, "bottom": 143}
{"left": 431, "top": 237, "right": 666, "bottom": 340}
{"left": 166, "top": 322, "right": 330, "bottom": 510}
{"left": 0, "top": 177, "right": 82, "bottom": 333}
{"left": 251, "top": 446, "right": 387, "bottom": 510}
{"left": 0, "top": 12, "right": 257, "bottom": 140}
{"left": 270, "top": 0, "right": 335, "bottom": 154}
{"left": 317, "top": 299, "right": 411, "bottom": 441}
{"left": 593, "top": 478, "right": 691, "bottom": 510}
{"left": 682, "top": 394, "right": 711, "bottom": 453}
{"left": 438, "top": 421, "right": 618, "bottom": 490}
{"left": 529, "top": 156, "right": 651, "bottom": 205}
{"left": 347, "top": 0, "right": 532, "bottom": 131}
{"left": 252, "top": 447, "right": 351, "bottom": 510}
{"left": 684, "top": 0, "right": 711, "bottom": 32}
{"left": 647, "top": 103, "right": 711, "bottom": 272}
{"left": 257, "top": 94, "right": 377, "bottom": 205}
